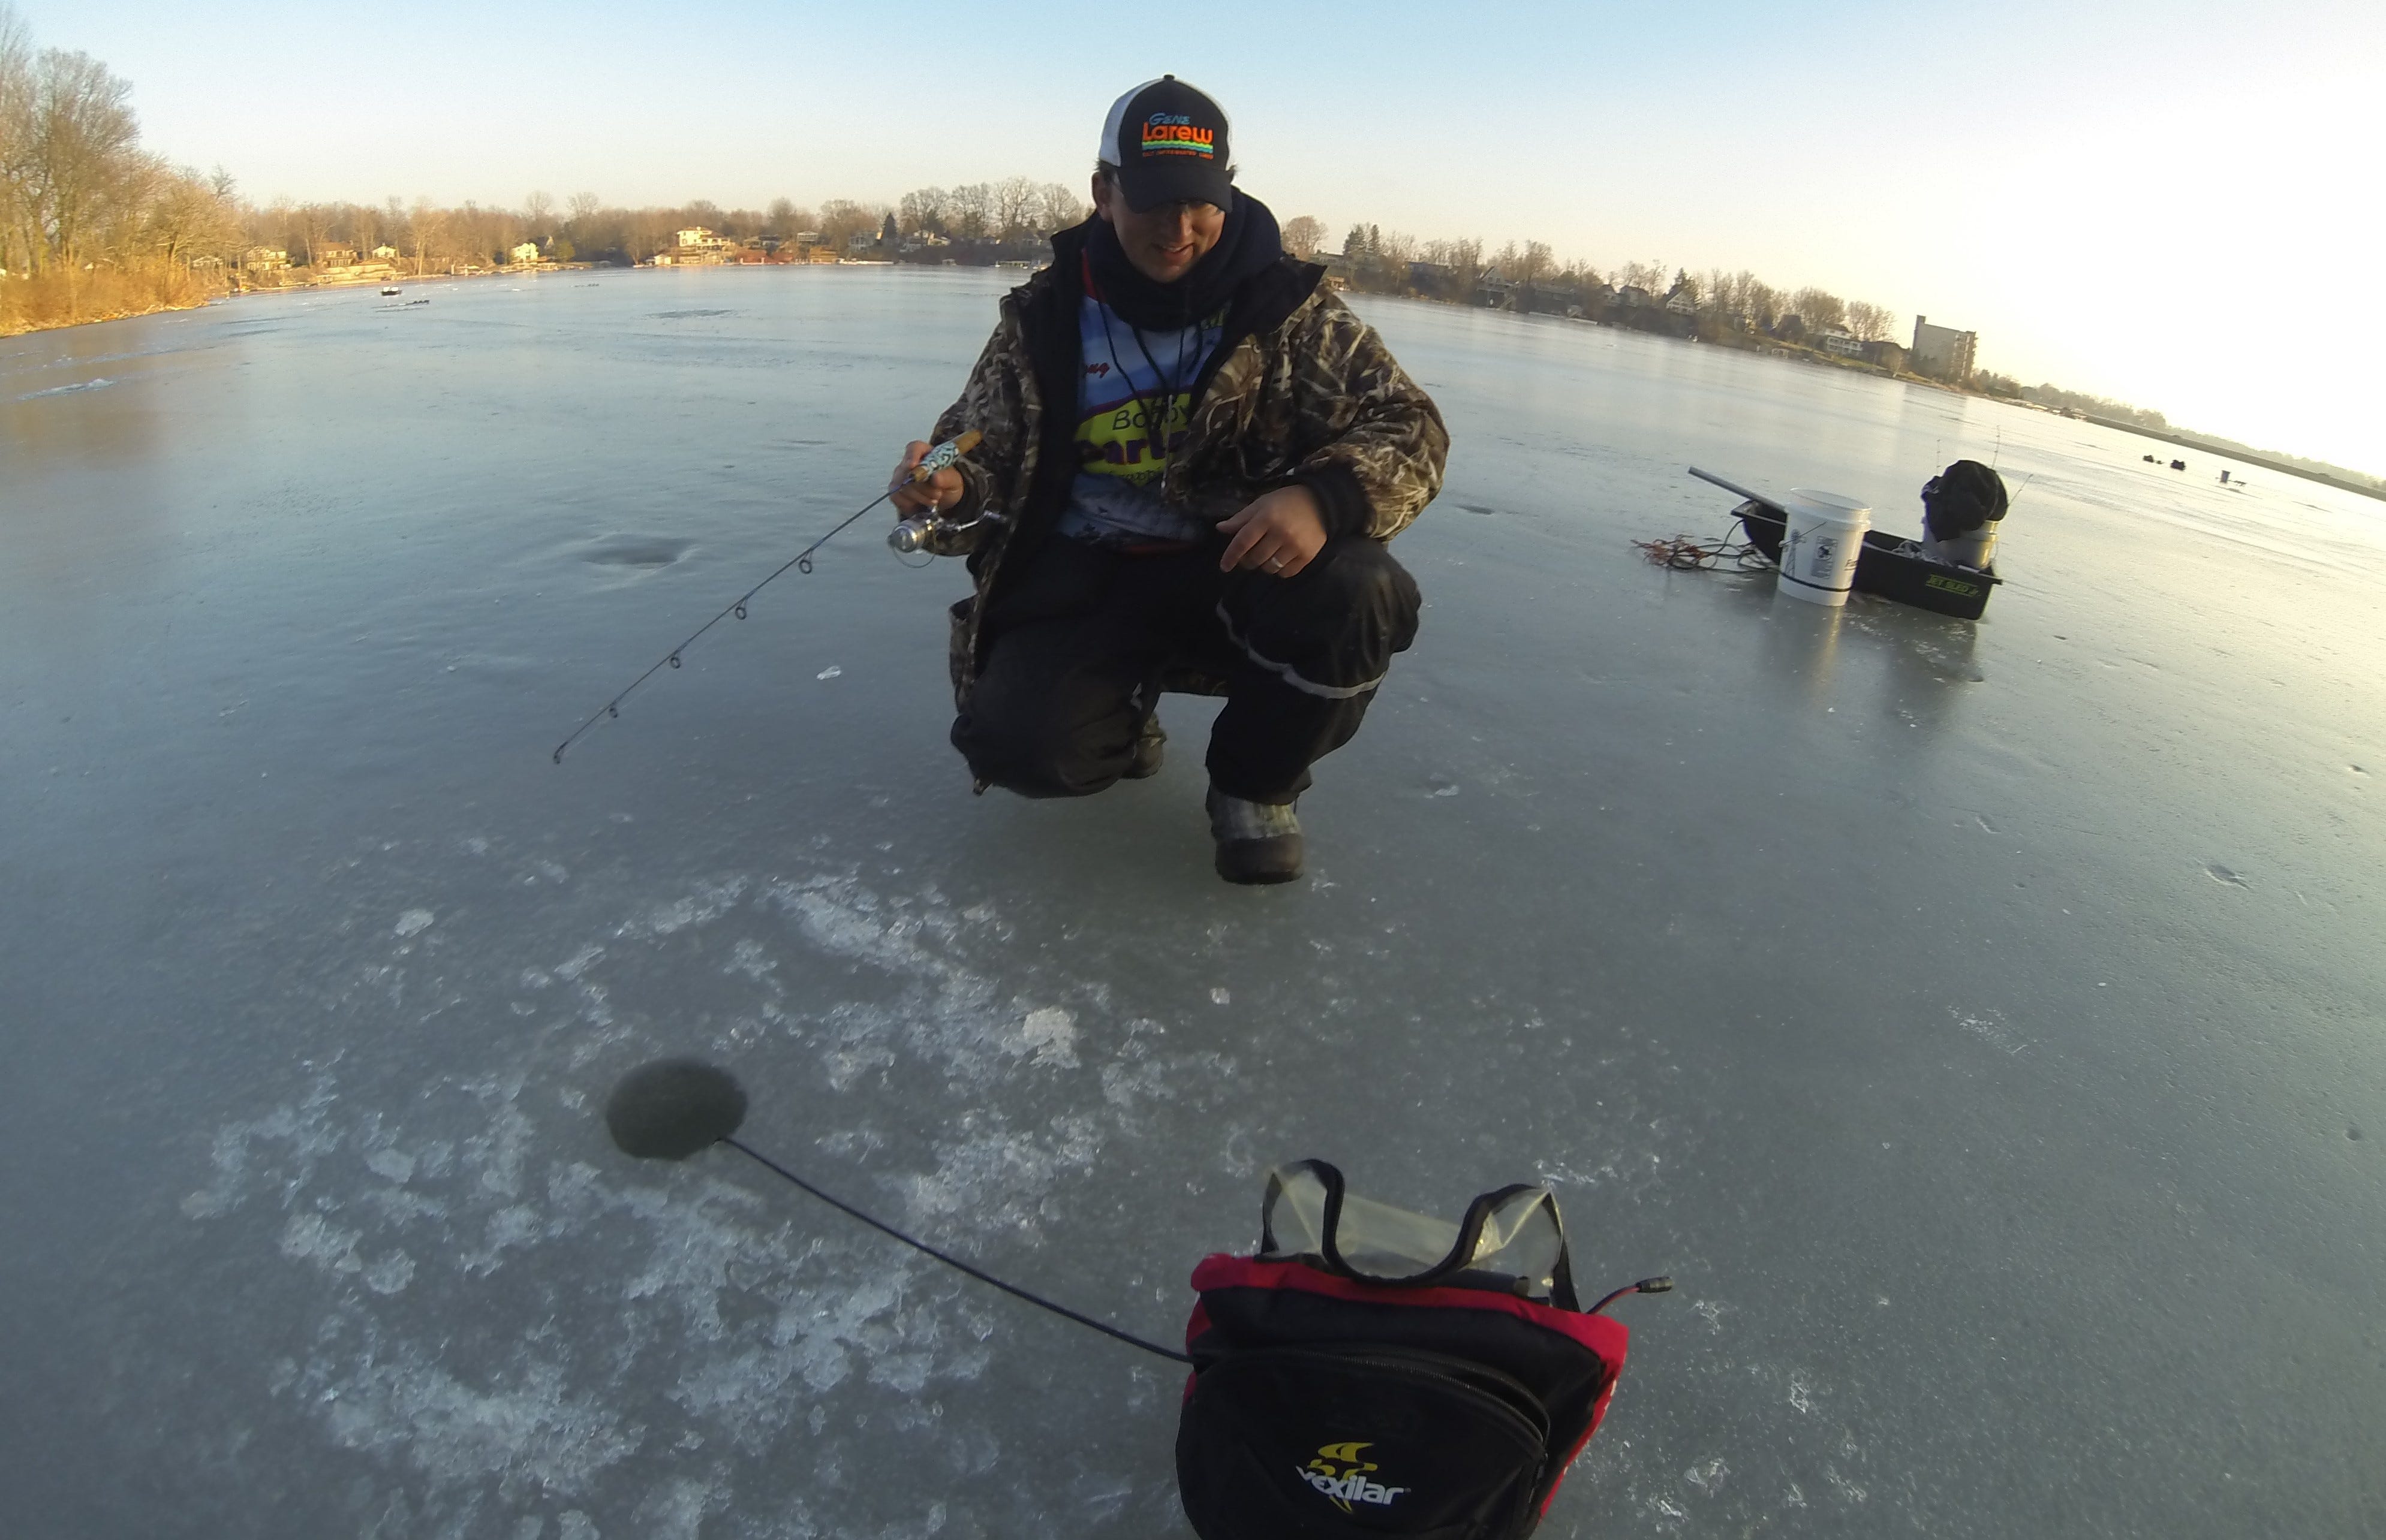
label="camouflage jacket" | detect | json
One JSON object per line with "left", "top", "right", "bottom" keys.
{"left": 925, "top": 221, "right": 1448, "bottom": 701}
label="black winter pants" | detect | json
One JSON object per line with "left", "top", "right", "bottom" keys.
{"left": 953, "top": 536, "right": 1421, "bottom": 803}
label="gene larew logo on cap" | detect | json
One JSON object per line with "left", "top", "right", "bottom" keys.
{"left": 1141, "top": 113, "right": 1215, "bottom": 158}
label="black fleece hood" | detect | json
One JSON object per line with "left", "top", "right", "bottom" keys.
{"left": 1079, "top": 190, "right": 1286, "bottom": 331}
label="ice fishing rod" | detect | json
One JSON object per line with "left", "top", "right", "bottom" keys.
{"left": 1687, "top": 465, "right": 1788, "bottom": 513}
{"left": 605, "top": 1058, "right": 1192, "bottom": 1364}
{"left": 550, "top": 429, "right": 983, "bottom": 764}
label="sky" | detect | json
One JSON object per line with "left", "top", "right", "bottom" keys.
{"left": 22, "top": 0, "right": 2386, "bottom": 472}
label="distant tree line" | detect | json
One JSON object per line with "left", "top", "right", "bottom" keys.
{"left": 895, "top": 178, "right": 1088, "bottom": 260}
{"left": 200, "top": 177, "right": 1094, "bottom": 281}
{"left": 1318, "top": 221, "right": 1906, "bottom": 358}
{"left": 2000, "top": 378, "right": 2167, "bottom": 430}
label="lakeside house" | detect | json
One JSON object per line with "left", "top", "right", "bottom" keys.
{"left": 657, "top": 227, "right": 842, "bottom": 267}
{"left": 656, "top": 227, "right": 736, "bottom": 266}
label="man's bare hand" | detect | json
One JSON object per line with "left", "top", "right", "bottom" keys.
{"left": 890, "top": 440, "right": 962, "bottom": 516}
{"left": 1219, "top": 485, "right": 1328, "bottom": 577}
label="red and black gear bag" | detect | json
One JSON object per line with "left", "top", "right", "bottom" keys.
{"left": 1175, "top": 1161, "right": 1658, "bottom": 1540}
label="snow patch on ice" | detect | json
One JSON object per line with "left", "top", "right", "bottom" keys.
{"left": 280, "top": 1210, "right": 364, "bottom": 1273}
{"left": 300, "top": 1344, "right": 638, "bottom": 1494}
{"left": 178, "top": 858, "right": 1247, "bottom": 1530}
{"left": 1952, "top": 1006, "right": 2029, "bottom": 1055}
{"left": 395, "top": 909, "right": 435, "bottom": 937}
{"left": 629, "top": 877, "right": 749, "bottom": 938}
{"left": 363, "top": 1251, "right": 417, "bottom": 1294}
{"left": 18, "top": 376, "right": 114, "bottom": 399}
{"left": 634, "top": 1475, "right": 726, "bottom": 1539}
{"left": 181, "top": 1078, "right": 344, "bottom": 1217}
{"left": 1014, "top": 1006, "right": 1079, "bottom": 1068}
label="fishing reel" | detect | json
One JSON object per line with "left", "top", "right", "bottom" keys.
{"left": 887, "top": 427, "right": 995, "bottom": 556}
{"left": 890, "top": 509, "right": 999, "bottom": 555}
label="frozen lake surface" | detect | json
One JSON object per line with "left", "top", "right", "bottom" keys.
{"left": 4, "top": 269, "right": 2381, "bottom": 1538}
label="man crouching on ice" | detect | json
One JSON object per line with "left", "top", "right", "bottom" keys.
{"left": 889, "top": 76, "right": 1447, "bottom": 885}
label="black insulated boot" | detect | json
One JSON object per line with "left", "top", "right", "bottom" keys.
{"left": 1125, "top": 712, "right": 1165, "bottom": 780}
{"left": 1206, "top": 787, "right": 1302, "bottom": 885}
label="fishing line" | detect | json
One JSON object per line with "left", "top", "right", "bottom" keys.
{"left": 552, "top": 430, "right": 980, "bottom": 763}
{"left": 605, "top": 1058, "right": 1190, "bottom": 1364}
{"left": 721, "top": 1136, "right": 1191, "bottom": 1365}
{"left": 1633, "top": 523, "right": 1772, "bottom": 571}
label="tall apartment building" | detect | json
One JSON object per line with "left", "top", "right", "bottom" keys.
{"left": 1910, "top": 315, "right": 1978, "bottom": 382}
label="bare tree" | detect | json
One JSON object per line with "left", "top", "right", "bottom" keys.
{"left": 1031, "top": 181, "right": 1085, "bottom": 235}
{"left": 1788, "top": 287, "right": 1846, "bottom": 332}
{"left": 817, "top": 198, "right": 883, "bottom": 253}
{"left": 410, "top": 196, "right": 441, "bottom": 275}
{"left": 522, "top": 189, "right": 553, "bottom": 237}
{"left": 1281, "top": 215, "right": 1326, "bottom": 258}
{"left": 1845, "top": 300, "right": 1896, "bottom": 342}
{"left": 0, "top": 5, "right": 32, "bottom": 274}
{"left": 897, "top": 187, "right": 944, "bottom": 237}
{"left": 1517, "top": 240, "right": 1554, "bottom": 290}
{"left": 992, "top": 175, "right": 1036, "bottom": 242}
{"left": 628, "top": 209, "right": 672, "bottom": 264}
{"left": 13, "top": 47, "right": 142, "bottom": 272}
{"left": 766, "top": 195, "right": 807, "bottom": 236}
{"left": 946, "top": 183, "right": 992, "bottom": 243}
{"left": 1617, "top": 260, "right": 1667, "bottom": 295}
{"left": 143, "top": 164, "right": 237, "bottom": 271}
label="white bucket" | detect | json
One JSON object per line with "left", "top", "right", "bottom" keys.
{"left": 1776, "top": 489, "right": 1870, "bottom": 607}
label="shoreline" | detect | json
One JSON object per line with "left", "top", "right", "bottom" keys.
{"left": 0, "top": 287, "right": 216, "bottom": 339}
{"left": 1349, "top": 290, "right": 2386, "bottom": 501}
{"left": 14, "top": 265, "right": 2378, "bottom": 499}
{"left": 0, "top": 263, "right": 582, "bottom": 339}
{"left": 2074, "top": 414, "right": 2384, "bottom": 504}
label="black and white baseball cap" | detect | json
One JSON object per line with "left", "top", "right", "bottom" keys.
{"left": 1099, "top": 76, "right": 1234, "bottom": 212}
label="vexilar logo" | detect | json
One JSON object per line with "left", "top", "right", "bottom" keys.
{"left": 1300, "top": 1440, "right": 1408, "bottom": 1513}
